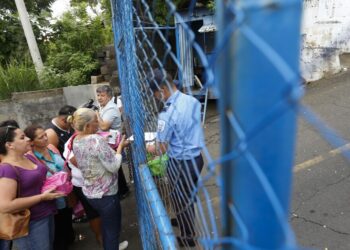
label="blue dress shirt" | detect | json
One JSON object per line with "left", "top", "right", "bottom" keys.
{"left": 156, "top": 90, "right": 205, "bottom": 160}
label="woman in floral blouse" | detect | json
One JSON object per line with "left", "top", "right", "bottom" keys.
{"left": 66, "top": 108, "right": 129, "bottom": 250}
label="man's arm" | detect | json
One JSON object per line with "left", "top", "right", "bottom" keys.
{"left": 96, "top": 111, "right": 113, "bottom": 131}
{"left": 46, "top": 128, "right": 59, "bottom": 148}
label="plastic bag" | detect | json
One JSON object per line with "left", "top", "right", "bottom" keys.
{"left": 98, "top": 131, "right": 122, "bottom": 150}
{"left": 147, "top": 154, "right": 168, "bottom": 176}
{"left": 41, "top": 172, "right": 73, "bottom": 195}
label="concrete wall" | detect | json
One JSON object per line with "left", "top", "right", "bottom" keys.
{"left": 0, "top": 84, "right": 107, "bottom": 129}
{"left": 301, "top": 0, "right": 350, "bottom": 82}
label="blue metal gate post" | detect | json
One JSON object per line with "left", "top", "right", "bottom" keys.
{"left": 216, "top": 0, "right": 302, "bottom": 249}
{"left": 110, "top": 0, "right": 150, "bottom": 245}
{"left": 110, "top": 1, "right": 177, "bottom": 249}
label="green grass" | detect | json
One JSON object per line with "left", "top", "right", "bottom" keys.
{"left": 0, "top": 59, "right": 67, "bottom": 100}
{"left": 0, "top": 59, "right": 40, "bottom": 99}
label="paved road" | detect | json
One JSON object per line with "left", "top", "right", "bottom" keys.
{"left": 292, "top": 70, "right": 350, "bottom": 249}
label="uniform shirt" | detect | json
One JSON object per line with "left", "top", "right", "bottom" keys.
{"left": 99, "top": 99, "right": 122, "bottom": 131}
{"left": 157, "top": 90, "right": 204, "bottom": 160}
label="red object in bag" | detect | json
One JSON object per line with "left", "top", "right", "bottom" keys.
{"left": 41, "top": 172, "right": 73, "bottom": 195}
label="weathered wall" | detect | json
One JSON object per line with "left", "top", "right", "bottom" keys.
{"left": 0, "top": 84, "right": 106, "bottom": 129}
{"left": 301, "top": 0, "right": 350, "bottom": 82}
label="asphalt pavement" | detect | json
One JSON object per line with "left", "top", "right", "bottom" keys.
{"left": 292, "top": 69, "right": 350, "bottom": 249}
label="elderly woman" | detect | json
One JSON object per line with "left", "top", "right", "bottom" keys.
{"left": 0, "top": 125, "right": 64, "bottom": 250}
{"left": 67, "top": 108, "right": 129, "bottom": 250}
{"left": 24, "top": 124, "right": 74, "bottom": 250}
{"left": 95, "top": 85, "right": 130, "bottom": 200}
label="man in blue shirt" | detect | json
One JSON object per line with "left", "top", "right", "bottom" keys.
{"left": 146, "top": 69, "right": 205, "bottom": 247}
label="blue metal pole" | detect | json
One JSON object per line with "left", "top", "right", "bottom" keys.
{"left": 217, "top": 0, "right": 302, "bottom": 249}
{"left": 139, "top": 165, "right": 177, "bottom": 250}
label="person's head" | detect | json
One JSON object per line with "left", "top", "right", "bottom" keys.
{"left": 24, "top": 125, "right": 48, "bottom": 150}
{"left": 147, "top": 68, "right": 176, "bottom": 102}
{"left": 0, "top": 125, "right": 30, "bottom": 156}
{"left": 56, "top": 105, "right": 77, "bottom": 130}
{"left": 67, "top": 108, "right": 98, "bottom": 134}
{"left": 96, "top": 85, "right": 113, "bottom": 107}
{"left": 0, "top": 120, "right": 20, "bottom": 128}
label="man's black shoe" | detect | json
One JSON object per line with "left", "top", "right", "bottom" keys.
{"left": 171, "top": 218, "right": 178, "bottom": 227}
{"left": 177, "top": 237, "right": 196, "bottom": 247}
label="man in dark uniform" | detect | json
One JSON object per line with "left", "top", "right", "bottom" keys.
{"left": 46, "top": 105, "right": 76, "bottom": 156}
{"left": 46, "top": 105, "right": 76, "bottom": 248}
{"left": 146, "top": 69, "right": 205, "bottom": 247}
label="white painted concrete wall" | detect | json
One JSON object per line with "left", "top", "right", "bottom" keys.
{"left": 301, "top": 0, "right": 350, "bottom": 82}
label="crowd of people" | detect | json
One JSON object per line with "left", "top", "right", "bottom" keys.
{"left": 0, "top": 68, "right": 206, "bottom": 249}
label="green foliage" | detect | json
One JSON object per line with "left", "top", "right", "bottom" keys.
{"left": 148, "top": 0, "right": 215, "bottom": 25}
{"left": 44, "top": 3, "right": 112, "bottom": 86}
{"left": 0, "top": 0, "right": 113, "bottom": 89}
{"left": 207, "top": 0, "right": 215, "bottom": 10}
{"left": 0, "top": 58, "right": 39, "bottom": 99}
{"left": 39, "top": 67, "right": 66, "bottom": 89}
{"left": 0, "top": 59, "right": 71, "bottom": 100}
{"left": 0, "top": 1, "right": 54, "bottom": 64}
{"left": 0, "top": 0, "right": 54, "bottom": 15}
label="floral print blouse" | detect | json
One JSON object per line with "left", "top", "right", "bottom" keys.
{"left": 73, "top": 134, "right": 122, "bottom": 199}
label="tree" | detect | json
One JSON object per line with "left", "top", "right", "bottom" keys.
{"left": 0, "top": 0, "right": 54, "bottom": 63}
{"left": 45, "top": 2, "right": 113, "bottom": 86}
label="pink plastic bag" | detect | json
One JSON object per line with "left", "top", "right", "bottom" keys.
{"left": 98, "top": 131, "right": 122, "bottom": 150}
{"left": 41, "top": 172, "right": 73, "bottom": 195}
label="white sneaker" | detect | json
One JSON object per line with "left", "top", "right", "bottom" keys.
{"left": 119, "top": 240, "right": 128, "bottom": 250}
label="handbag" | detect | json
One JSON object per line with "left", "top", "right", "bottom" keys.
{"left": 0, "top": 166, "right": 31, "bottom": 240}
{"left": 41, "top": 171, "right": 73, "bottom": 196}
{"left": 32, "top": 145, "right": 73, "bottom": 196}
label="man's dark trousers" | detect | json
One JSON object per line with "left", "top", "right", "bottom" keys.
{"left": 168, "top": 154, "right": 204, "bottom": 239}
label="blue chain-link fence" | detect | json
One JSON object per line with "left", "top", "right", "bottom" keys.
{"left": 110, "top": 0, "right": 306, "bottom": 249}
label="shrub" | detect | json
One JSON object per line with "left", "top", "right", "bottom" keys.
{"left": 0, "top": 59, "right": 40, "bottom": 99}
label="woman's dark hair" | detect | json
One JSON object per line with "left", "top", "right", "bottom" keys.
{"left": 0, "top": 119, "right": 19, "bottom": 128}
{"left": 0, "top": 125, "right": 18, "bottom": 155}
{"left": 24, "top": 124, "right": 44, "bottom": 141}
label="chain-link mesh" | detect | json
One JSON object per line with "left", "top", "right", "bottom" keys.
{"left": 108, "top": 0, "right": 315, "bottom": 249}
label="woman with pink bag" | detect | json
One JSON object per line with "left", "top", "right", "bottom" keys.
{"left": 0, "top": 124, "right": 64, "bottom": 250}
{"left": 24, "top": 124, "right": 74, "bottom": 250}
{"left": 66, "top": 108, "right": 129, "bottom": 250}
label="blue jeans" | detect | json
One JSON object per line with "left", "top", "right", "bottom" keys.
{"left": 13, "top": 215, "right": 54, "bottom": 250}
{"left": 0, "top": 240, "right": 10, "bottom": 250}
{"left": 88, "top": 194, "right": 121, "bottom": 250}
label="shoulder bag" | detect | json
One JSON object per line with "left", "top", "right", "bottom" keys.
{"left": 0, "top": 165, "right": 31, "bottom": 240}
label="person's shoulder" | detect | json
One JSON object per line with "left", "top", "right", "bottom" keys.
{"left": 104, "top": 102, "right": 120, "bottom": 114}
{"left": 106, "top": 101, "right": 118, "bottom": 109}
{"left": 47, "top": 144, "right": 60, "bottom": 155}
{"left": 89, "top": 134, "right": 105, "bottom": 141}
{"left": 45, "top": 127, "right": 58, "bottom": 136}
{"left": 0, "top": 163, "right": 17, "bottom": 179}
